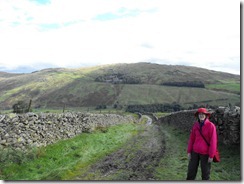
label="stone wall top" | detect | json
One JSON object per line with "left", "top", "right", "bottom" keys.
{"left": 159, "top": 106, "right": 240, "bottom": 145}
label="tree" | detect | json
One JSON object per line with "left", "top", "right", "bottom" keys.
{"left": 95, "top": 104, "right": 107, "bottom": 110}
{"left": 172, "top": 102, "right": 182, "bottom": 111}
{"left": 12, "top": 101, "right": 29, "bottom": 113}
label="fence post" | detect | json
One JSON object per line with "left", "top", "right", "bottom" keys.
{"left": 27, "top": 99, "right": 32, "bottom": 112}
{"left": 63, "top": 104, "right": 66, "bottom": 113}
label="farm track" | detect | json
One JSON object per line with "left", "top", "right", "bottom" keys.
{"left": 73, "top": 118, "right": 166, "bottom": 180}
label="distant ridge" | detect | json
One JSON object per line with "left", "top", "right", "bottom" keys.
{"left": 0, "top": 62, "right": 240, "bottom": 110}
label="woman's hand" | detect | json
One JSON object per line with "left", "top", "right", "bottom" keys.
{"left": 208, "top": 157, "right": 213, "bottom": 163}
{"left": 187, "top": 153, "right": 191, "bottom": 161}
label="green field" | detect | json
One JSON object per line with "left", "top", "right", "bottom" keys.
{"left": 118, "top": 84, "right": 240, "bottom": 107}
{"left": 206, "top": 83, "right": 240, "bottom": 94}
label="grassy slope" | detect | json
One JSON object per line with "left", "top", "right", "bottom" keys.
{"left": 0, "top": 63, "right": 240, "bottom": 110}
{"left": 91, "top": 63, "right": 240, "bottom": 85}
{"left": 206, "top": 83, "right": 240, "bottom": 94}
{"left": 118, "top": 84, "right": 240, "bottom": 106}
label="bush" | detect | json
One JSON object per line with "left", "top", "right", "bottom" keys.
{"left": 95, "top": 105, "right": 107, "bottom": 110}
{"left": 0, "top": 147, "right": 38, "bottom": 166}
{"left": 12, "top": 101, "right": 29, "bottom": 113}
{"left": 162, "top": 81, "right": 205, "bottom": 88}
{"left": 126, "top": 103, "right": 184, "bottom": 113}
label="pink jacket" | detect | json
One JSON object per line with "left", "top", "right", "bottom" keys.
{"left": 187, "top": 119, "right": 217, "bottom": 158}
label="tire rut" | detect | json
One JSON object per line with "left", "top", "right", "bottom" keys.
{"left": 75, "top": 122, "right": 166, "bottom": 180}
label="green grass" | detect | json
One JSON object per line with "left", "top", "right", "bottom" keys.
{"left": 118, "top": 84, "right": 240, "bottom": 107}
{"left": 206, "top": 83, "right": 240, "bottom": 94}
{"left": 154, "top": 123, "right": 241, "bottom": 181}
{"left": 0, "top": 122, "right": 139, "bottom": 180}
{"left": 154, "top": 112, "right": 169, "bottom": 118}
{"left": 153, "top": 124, "right": 189, "bottom": 180}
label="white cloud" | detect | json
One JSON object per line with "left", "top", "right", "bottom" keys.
{"left": 0, "top": 0, "right": 240, "bottom": 74}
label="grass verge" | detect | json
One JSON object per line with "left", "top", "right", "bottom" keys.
{"left": 0, "top": 122, "right": 138, "bottom": 180}
{"left": 153, "top": 123, "right": 241, "bottom": 181}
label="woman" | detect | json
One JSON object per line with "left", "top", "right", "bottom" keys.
{"left": 186, "top": 108, "right": 217, "bottom": 180}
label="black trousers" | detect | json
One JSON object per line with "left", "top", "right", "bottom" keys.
{"left": 186, "top": 151, "right": 211, "bottom": 180}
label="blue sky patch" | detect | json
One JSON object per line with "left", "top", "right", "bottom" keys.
{"left": 93, "top": 12, "right": 121, "bottom": 21}
{"left": 39, "top": 23, "right": 61, "bottom": 30}
{"left": 93, "top": 8, "right": 141, "bottom": 21}
{"left": 38, "top": 20, "right": 83, "bottom": 31}
{"left": 63, "top": 20, "right": 84, "bottom": 27}
{"left": 11, "top": 21, "right": 21, "bottom": 27}
{"left": 93, "top": 8, "right": 157, "bottom": 21}
{"left": 30, "top": 0, "right": 51, "bottom": 5}
{"left": 26, "top": 17, "right": 34, "bottom": 21}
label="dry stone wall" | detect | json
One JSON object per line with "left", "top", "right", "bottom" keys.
{"left": 159, "top": 106, "right": 240, "bottom": 145}
{"left": 210, "top": 106, "right": 240, "bottom": 145}
{"left": 0, "top": 112, "right": 135, "bottom": 151}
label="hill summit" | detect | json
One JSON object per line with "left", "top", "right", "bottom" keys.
{"left": 0, "top": 62, "right": 240, "bottom": 111}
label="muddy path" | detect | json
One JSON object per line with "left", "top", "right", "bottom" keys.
{"left": 74, "top": 118, "right": 166, "bottom": 180}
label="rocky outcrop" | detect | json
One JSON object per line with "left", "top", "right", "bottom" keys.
{"left": 0, "top": 112, "right": 135, "bottom": 151}
{"left": 159, "top": 106, "right": 240, "bottom": 145}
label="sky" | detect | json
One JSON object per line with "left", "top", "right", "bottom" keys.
{"left": 0, "top": 0, "right": 241, "bottom": 74}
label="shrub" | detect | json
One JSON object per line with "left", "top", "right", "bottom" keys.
{"left": 162, "top": 81, "right": 205, "bottom": 88}
{"left": 12, "top": 101, "right": 29, "bottom": 113}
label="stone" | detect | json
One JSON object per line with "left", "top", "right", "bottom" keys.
{"left": 0, "top": 112, "right": 135, "bottom": 151}
{"left": 0, "top": 140, "right": 7, "bottom": 144}
{"left": 159, "top": 106, "right": 240, "bottom": 145}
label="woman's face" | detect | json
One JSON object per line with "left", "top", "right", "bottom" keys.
{"left": 198, "top": 113, "right": 206, "bottom": 121}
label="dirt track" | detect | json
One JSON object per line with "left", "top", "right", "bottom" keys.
{"left": 74, "top": 120, "right": 166, "bottom": 180}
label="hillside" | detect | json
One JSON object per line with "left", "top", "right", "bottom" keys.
{"left": 0, "top": 62, "right": 240, "bottom": 111}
